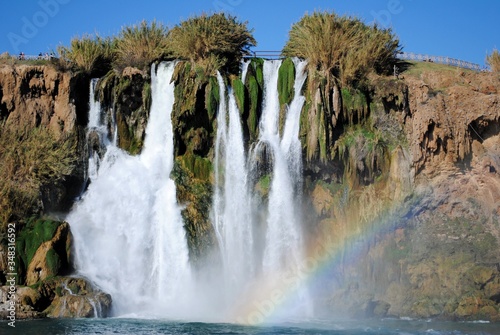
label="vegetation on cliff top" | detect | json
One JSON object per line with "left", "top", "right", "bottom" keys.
{"left": 57, "top": 13, "right": 255, "bottom": 77}
{"left": 486, "top": 49, "right": 500, "bottom": 73}
{"left": 168, "top": 13, "right": 256, "bottom": 75}
{"left": 282, "top": 11, "right": 400, "bottom": 87}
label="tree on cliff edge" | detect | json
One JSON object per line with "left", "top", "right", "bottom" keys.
{"left": 168, "top": 13, "right": 256, "bottom": 75}
{"left": 282, "top": 11, "right": 401, "bottom": 161}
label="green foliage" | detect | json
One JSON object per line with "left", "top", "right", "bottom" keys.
{"left": 0, "top": 125, "right": 77, "bottom": 226}
{"left": 232, "top": 77, "right": 245, "bottom": 113}
{"left": 486, "top": 49, "right": 500, "bottom": 73}
{"left": 335, "top": 123, "right": 388, "bottom": 185}
{"left": 342, "top": 88, "right": 368, "bottom": 124}
{"left": 278, "top": 58, "right": 296, "bottom": 106}
{"left": 247, "top": 75, "right": 260, "bottom": 140}
{"left": 57, "top": 34, "right": 113, "bottom": 75}
{"left": 168, "top": 13, "right": 256, "bottom": 75}
{"left": 250, "top": 58, "right": 264, "bottom": 88}
{"left": 282, "top": 11, "right": 401, "bottom": 87}
{"left": 205, "top": 76, "right": 220, "bottom": 119}
{"left": 180, "top": 154, "right": 213, "bottom": 181}
{"left": 142, "top": 81, "right": 152, "bottom": 112}
{"left": 113, "top": 20, "right": 170, "bottom": 72}
{"left": 15, "top": 218, "right": 61, "bottom": 283}
{"left": 45, "top": 248, "right": 61, "bottom": 276}
{"left": 245, "top": 58, "right": 264, "bottom": 141}
{"left": 171, "top": 158, "right": 215, "bottom": 267}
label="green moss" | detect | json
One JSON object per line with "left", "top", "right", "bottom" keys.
{"left": 171, "top": 159, "right": 216, "bottom": 268}
{"left": 232, "top": 77, "right": 245, "bottom": 113}
{"left": 16, "top": 219, "right": 61, "bottom": 284}
{"left": 247, "top": 75, "right": 260, "bottom": 140}
{"left": 250, "top": 58, "right": 264, "bottom": 88}
{"left": 179, "top": 154, "right": 213, "bottom": 181}
{"left": 142, "top": 81, "right": 152, "bottom": 112}
{"left": 45, "top": 248, "right": 61, "bottom": 277}
{"left": 55, "top": 286, "right": 63, "bottom": 297}
{"left": 68, "top": 282, "right": 80, "bottom": 295}
{"left": 278, "top": 58, "right": 295, "bottom": 106}
{"left": 205, "top": 76, "right": 220, "bottom": 119}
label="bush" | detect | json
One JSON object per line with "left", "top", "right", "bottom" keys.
{"left": 0, "top": 125, "right": 77, "bottom": 228}
{"left": 57, "top": 34, "right": 113, "bottom": 75}
{"left": 282, "top": 11, "right": 401, "bottom": 87}
{"left": 486, "top": 49, "right": 500, "bottom": 73}
{"left": 168, "top": 13, "right": 256, "bottom": 75}
{"left": 113, "top": 20, "right": 170, "bottom": 72}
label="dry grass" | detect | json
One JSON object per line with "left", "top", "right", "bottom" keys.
{"left": 168, "top": 13, "right": 256, "bottom": 74}
{"left": 57, "top": 34, "right": 113, "bottom": 75}
{"left": 0, "top": 124, "right": 77, "bottom": 227}
{"left": 282, "top": 11, "right": 400, "bottom": 87}
{"left": 486, "top": 49, "right": 500, "bottom": 73}
{"left": 113, "top": 20, "right": 170, "bottom": 72}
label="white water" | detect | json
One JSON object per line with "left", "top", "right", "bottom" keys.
{"left": 213, "top": 73, "right": 254, "bottom": 304}
{"left": 71, "top": 59, "right": 310, "bottom": 321}
{"left": 212, "top": 59, "right": 311, "bottom": 318}
{"left": 259, "top": 59, "right": 311, "bottom": 316}
{"left": 68, "top": 62, "right": 192, "bottom": 316}
{"left": 258, "top": 59, "right": 303, "bottom": 273}
{"left": 86, "top": 78, "right": 108, "bottom": 182}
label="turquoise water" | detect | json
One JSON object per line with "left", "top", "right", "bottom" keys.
{"left": 6, "top": 318, "right": 500, "bottom": 335}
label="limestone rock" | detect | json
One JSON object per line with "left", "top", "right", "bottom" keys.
{"left": 26, "top": 222, "right": 72, "bottom": 286}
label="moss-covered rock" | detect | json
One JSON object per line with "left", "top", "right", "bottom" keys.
{"left": 15, "top": 219, "right": 73, "bottom": 285}
{"left": 171, "top": 158, "right": 217, "bottom": 268}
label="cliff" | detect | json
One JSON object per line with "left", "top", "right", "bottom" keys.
{"left": 0, "top": 62, "right": 110, "bottom": 318}
{"left": 314, "top": 64, "right": 500, "bottom": 320}
{"left": 0, "top": 60, "right": 499, "bottom": 321}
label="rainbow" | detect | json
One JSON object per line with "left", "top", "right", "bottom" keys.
{"left": 230, "top": 207, "right": 402, "bottom": 325}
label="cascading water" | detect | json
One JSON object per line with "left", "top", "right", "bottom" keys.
{"left": 257, "top": 58, "right": 311, "bottom": 317}
{"left": 212, "top": 59, "right": 311, "bottom": 319}
{"left": 86, "top": 78, "right": 109, "bottom": 182}
{"left": 213, "top": 73, "right": 254, "bottom": 308}
{"left": 71, "top": 58, "right": 311, "bottom": 321}
{"left": 258, "top": 59, "right": 303, "bottom": 273}
{"left": 67, "top": 62, "right": 191, "bottom": 317}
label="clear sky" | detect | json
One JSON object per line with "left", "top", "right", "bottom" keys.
{"left": 1, "top": 0, "right": 498, "bottom": 66}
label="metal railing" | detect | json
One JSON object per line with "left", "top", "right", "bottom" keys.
{"left": 246, "top": 50, "right": 487, "bottom": 71}
{"left": 396, "top": 52, "right": 486, "bottom": 71}
{"left": 15, "top": 54, "right": 54, "bottom": 61}
{"left": 245, "top": 50, "right": 283, "bottom": 59}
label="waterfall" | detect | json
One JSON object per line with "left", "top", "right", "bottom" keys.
{"left": 70, "top": 59, "right": 311, "bottom": 321}
{"left": 213, "top": 73, "right": 254, "bottom": 302}
{"left": 258, "top": 59, "right": 303, "bottom": 273}
{"left": 67, "top": 62, "right": 191, "bottom": 316}
{"left": 259, "top": 58, "right": 311, "bottom": 316}
{"left": 86, "top": 78, "right": 108, "bottom": 182}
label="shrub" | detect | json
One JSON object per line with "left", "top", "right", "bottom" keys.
{"left": 0, "top": 124, "right": 77, "bottom": 228}
{"left": 486, "top": 49, "right": 500, "bottom": 73}
{"left": 57, "top": 34, "right": 113, "bottom": 75}
{"left": 113, "top": 20, "right": 170, "bottom": 72}
{"left": 282, "top": 11, "right": 401, "bottom": 87}
{"left": 168, "top": 13, "right": 256, "bottom": 75}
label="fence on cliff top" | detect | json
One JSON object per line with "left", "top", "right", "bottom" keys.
{"left": 395, "top": 52, "right": 486, "bottom": 71}
{"left": 247, "top": 51, "right": 488, "bottom": 72}
{"left": 16, "top": 51, "right": 488, "bottom": 72}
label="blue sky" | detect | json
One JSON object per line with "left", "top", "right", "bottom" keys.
{"left": 1, "top": 0, "right": 498, "bottom": 66}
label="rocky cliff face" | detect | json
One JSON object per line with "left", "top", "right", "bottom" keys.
{"left": 314, "top": 66, "right": 500, "bottom": 321}
{"left": 0, "top": 62, "right": 110, "bottom": 318}
{"left": 1, "top": 61, "right": 499, "bottom": 321}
